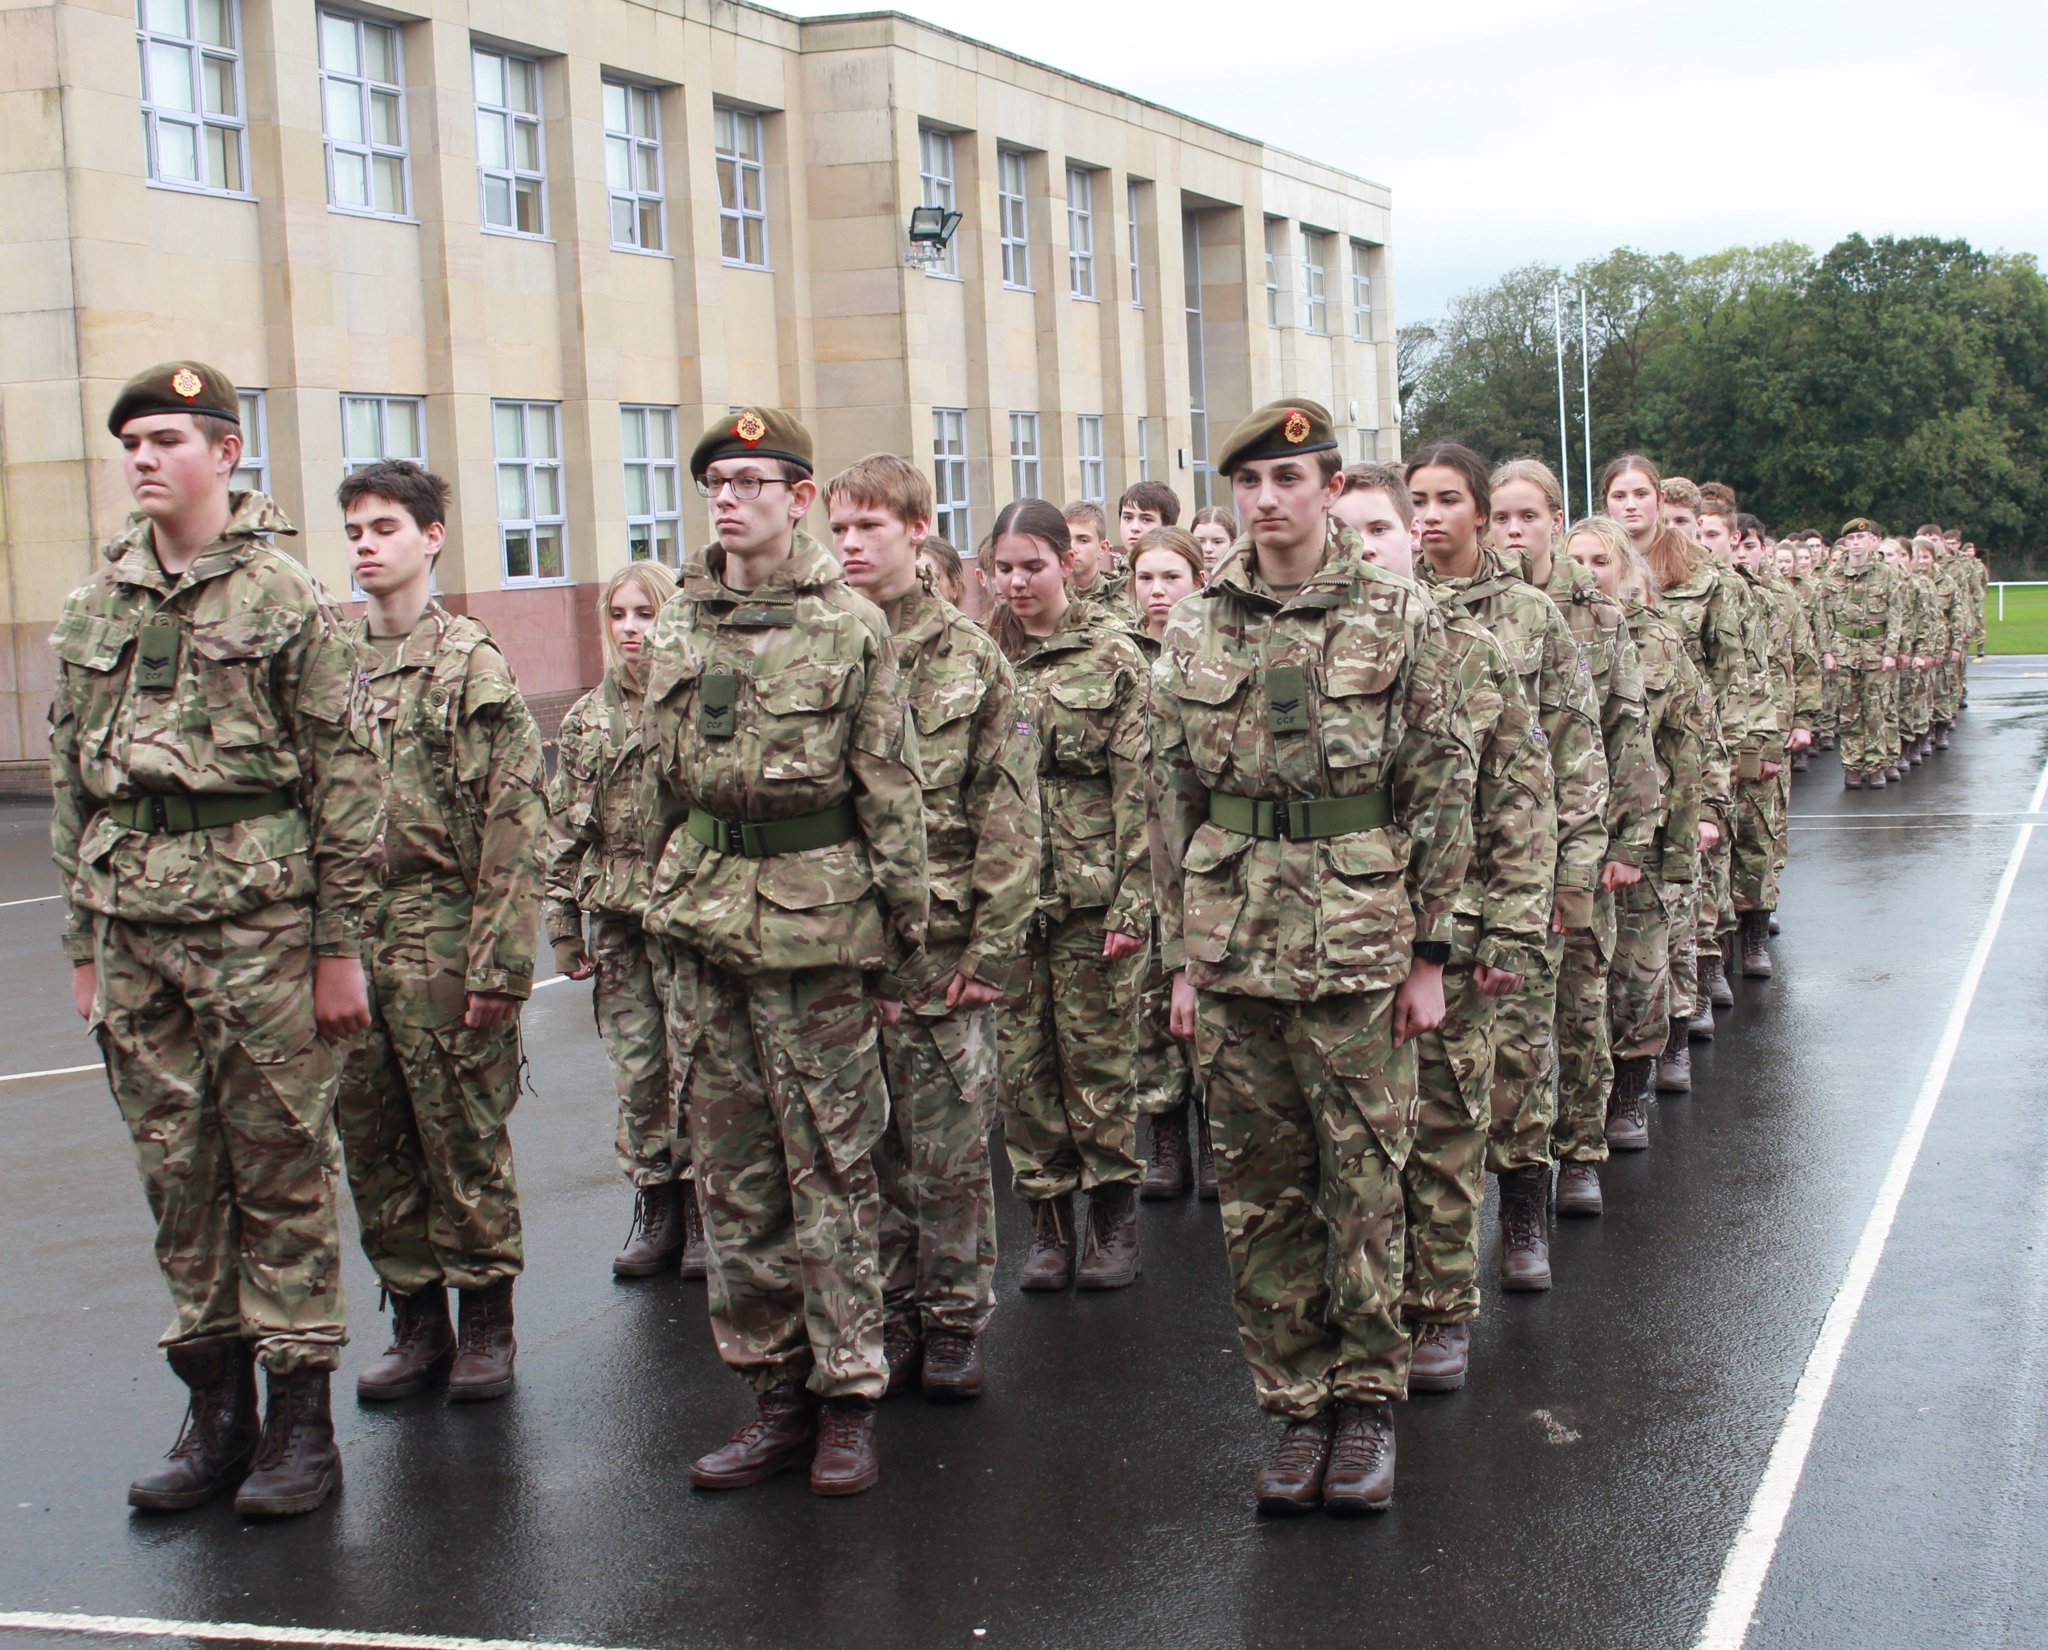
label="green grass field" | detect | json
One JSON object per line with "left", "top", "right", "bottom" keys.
{"left": 1984, "top": 585, "right": 2048, "bottom": 654}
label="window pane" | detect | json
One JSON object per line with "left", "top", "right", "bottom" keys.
{"left": 527, "top": 404, "right": 556, "bottom": 456}
{"left": 742, "top": 115, "right": 762, "bottom": 161}
{"left": 333, "top": 147, "right": 369, "bottom": 208}
{"left": 493, "top": 401, "right": 524, "bottom": 456}
{"left": 623, "top": 467, "right": 650, "bottom": 516}
{"left": 629, "top": 527, "right": 653, "bottom": 562}
{"left": 714, "top": 105, "right": 734, "bottom": 151}
{"left": 535, "top": 528, "right": 564, "bottom": 580}
{"left": 505, "top": 56, "right": 533, "bottom": 113}
{"left": 605, "top": 134, "right": 631, "bottom": 191}
{"left": 741, "top": 165, "right": 762, "bottom": 214}
{"left": 363, "top": 22, "right": 396, "bottom": 83}
{"left": 476, "top": 109, "right": 506, "bottom": 169}
{"left": 638, "top": 199, "right": 662, "bottom": 252}
{"left": 632, "top": 87, "right": 655, "bottom": 138}
{"left": 194, "top": 0, "right": 230, "bottom": 48}
{"left": 655, "top": 520, "right": 678, "bottom": 560}
{"left": 513, "top": 177, "right": 541, "bottom": 234}
{"left": 654, "top": 466, "right": 678, "bottom": 512}
{"left": 533, "top": 465, "right": 561, "bottom": 517}
{"left": 481, "top": 171, "right": 510, "bottom": 228}
{"left": 150, "top": 42, "right": 196, "bottom": 111}
{"left": 472, "top": 50, "right": 501, "bottom": 109}
{"left": 635, "top": 144, "right": 659, "bottom": 193}
{"left": 324, "top": 78, "right": 363, "bottom": 143}
{"left": 650, "top": 408, "right": 675, "bottom": 453}
{"left": 620, "top": 407, "right": 645, "bottom": 459}
{"left": 207, "top": 122, "right": 241, "bottom": 191}
{"left": 147, "top": 0, "right": 188, "bottom": 36}
{"left": 719, "top": 214, "right": 740, "bottom": 262}
{"left": 156, "top": 116, "right": 200, "bottom": 181}
{"left": 511, "top": 118, "right": 538, "bottom": 173}
{"left": 346, "top": 397, "right": 380, "bottom": 457}
{"left": 372, "top": 153, "right": 404, "bottom": 214}
{"left": 602, "top": 80, "right": 627, "bottom": 132}
{"left": 369, "top": 89, "right": 400, "bottom": 148}
{"left": 387, "top": 400, "right": 421, "bottom": 458}
{"left": 744, "top": 218, "right": 764, "bottom": 267}
{"left": 609, "top": 196, "right": 634, "bottom": 245}
{"left": 497, "top": 463, "right": 529, "bottom": 518}
{"left": 503, "top": 527, "right": 532, "bottom": 579}
{"left": 320, "top": 12, "right": 358, "bottom": 75}
{"left": 716, "top": 156, "right": 738, "bottom": 210}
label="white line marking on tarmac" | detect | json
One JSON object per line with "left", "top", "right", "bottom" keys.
{"left": 1789, "top": 810, "right": 2048, "bottom": 820}
{"left": 0, "top": 894, "right": 60, "bottom": 908}
{"left": 0, "top": 1611, "right": 656, "bottom": 1650}
{"left": 1695, "top": 753, "right": 2048, "bottom": 1650}
{"left": 0, "top": 1062, "right": 100, "bottom": 1084}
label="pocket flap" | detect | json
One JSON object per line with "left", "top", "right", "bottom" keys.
{"left": 1168, "top": 657, "right": 1251, "bottom": 707}
{"left": 756, "top": 841, "right": 871, "bottom": 912}
{"left": 914, "top": 677, "right": 983, "bottom": 735}
{"left": 50, "top": 613, "right": 134, "bottom": 673}
{"left": 1181, "top": 819, "right": 1253, "bottom": 874}
{"left": 757, "top": 660, "right": 856, "bottom": 716}
{"left": 1322, "top": 828, "right": 1403, "bottom": 878}
{"left": 190, "top": 610, "right": 302, "bottom": 661}
{"left": 1048, "top": 674, "right": 1116, "bottom": 712}
{"left": 1323, "top": 655, "right": 1398, "bottom": 699}
{"left": 645, "top": 651, "right": 702, "bottom": 705}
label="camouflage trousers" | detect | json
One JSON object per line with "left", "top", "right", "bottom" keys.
{"left": 94, "top": 905, "right": 346, "bottom": 1374}
{"left": 1818, "top": 653, "right": 1840, "bottom": 736}
{"left": 1901, "top": 663, "right": 1934, "bottom": 740}
{"left": 1934, "top": 658, "right": 1963, "bottom": 725}
{"left": 1609, "top": 872, "right": 1676, "bottom": 1060}
{"left": 1696, "top": 835, "right": 1735, "bottom": 947}
{"left": 1834, "top": 667, "right": 1896, "bottom": 772}
{"left": 589, "top": 912, "right": 687, "bottom": 1187}
{"left": 668, "top": 955, "right": 887, "bottom": 1400}
{"left": 1552, "top": 916, "right": 1615, "bottom": 1166}
{"left": 1133, "top": 933, "right": 1196, "bottom": 1118}
{"left": 875, "top": 1001, "right": 998, "bottom": 1338}
{"left": 1668, "top": 866, "right": 1700, "bottom": 1019}
{"left": 1732, "top": 771, "right": 1788, "bottom": 914}
{"left": 337, "top": 888, "right": 524, "bottom": 1294}
{"left": 1195, "top": 986, "right": 1413, "bottom": 1415}
{"left": 1487, "top": 937, "right": 1560, "bottom": 1175}
{"left": 1402, "top": 962, "right": 1493, "bottom": 1325}
{"left": 995, "top": 910, "right": 1144, "bottom": 1199}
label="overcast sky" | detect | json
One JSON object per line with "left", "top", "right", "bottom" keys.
{"left": 780, "top": 0, "right": 2048, "bottom": 325}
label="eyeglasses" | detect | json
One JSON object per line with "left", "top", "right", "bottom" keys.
{"left": 696, "top": 473, "right": 790, "bottom": 501}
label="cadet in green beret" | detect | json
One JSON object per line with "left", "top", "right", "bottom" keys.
{"left": 51, "top": 360, "right": 384, "bottom": 1516}
{"left": 1152, "top": 397, "right": 1477, "bottom": 1515}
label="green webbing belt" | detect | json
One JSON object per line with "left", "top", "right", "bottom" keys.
{"left": 687, "top": 798, "right": 857, "bottom": 858}
{"left": 1208, "top": 789, "right": 1392, "bottom": 841}
{"left": 1834, "top": 622, "right": 1885, "bottom": 639}
{"left": 105, "top": 789, "right": 298, "bottom": 834}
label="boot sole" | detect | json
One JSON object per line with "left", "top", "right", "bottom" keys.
{"left": 1138, "top": 1180, "right": 1191, "bottom": 1201}
{"left": 1018, "top": 1271, "right": 1073, "bottom": 1293}
{"left": 1322, "top": 1490, "right": 1393, "bottom": 1516}
{"left": 356, "top": 1353, "right": 454, "bottom": 1404}
{"left": 809, "top": 1465, "right": 880, "bottom": 1497}
{"left": 447, "top": 1375, "right": 515, "bottom": 1403}
{"left": 1407, "top": 1369, "right": 1465, "bottom": 1394}
{"left": 1605, "top": 1134, "right": 1649, "bottom": 1152}
{"left": 690, "top": 1447, "right": 812, "bottom": 1490}
{"left": 1255, "top": 1490, "right": 1324, "bottom": 1516}
{"left": 679, "top": 1254, "right": 708, "bottom": 1281}
{"left": 1501, "top": 1274, "right": 1552, "bottom": 1293}
{"left": 613, "top": 1251, "right": 685, "bottom": 1278}
{"left": 234, "top": 1460, "right": 341, "bottom": 1519}
{"left": 922, "top": 1379, "right": 984, "bottom": 1402}
{"left": 1075, "top": 1264, "right": 1142, "bottom": 1291}
{"left": 129, "top": 1474, "right": 245, "bottom": 1512}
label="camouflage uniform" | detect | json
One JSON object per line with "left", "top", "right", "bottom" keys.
{"left": 874, "top": 581, "right": 1039, "bottom": 1339}
{"left": 1130, "top": 632, "right": 1197, "bottom": 1123}
{"left": 49, "top": 492, "right": 382, "bottom": 1373}
{"left": 335, "top": 603, "right": 546, "bottom": 1294}
{"left": 1818, "top": 557, "right": 1904, "bottom": 776}
{"left": 1731, "top": 566, "right": 1816, "bottom": 914}
{"left": 1422, "top": 547, "right": 1607, "bottom": 1174}
{"left": 640, "top": 532, "right": 927, "bottom": 1400}
{"left": 1930, "top": 557, "right": 1968, "bottom": 728}
{"left": 999, "top": 603, "right": 1152, "bottom": 1198}
{"left": 1403, "top": 609, "right": 1554, "bottom": 1324}
{"left": 545, "top": 669, "right": 683, "bottom": 1189}
{"left": 1153, "top": 522, "right": 1476, "bottom": 1415}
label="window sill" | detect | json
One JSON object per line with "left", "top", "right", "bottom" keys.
{"left": 330, "top": 206, "right": 419, "bottom": 225}
{"left": 1070, "top": 292, "right": 1101, "bottom": 305}
{"left": 499, "top": 577, "right": 578, "bottom": 590}
{"left": 146, "top": 179, "right": 256, "bottom": 203}
{"left": 611, "top": 243, "right": 675, "bottom": 260}
{"left": 1002, "top": 282, "right": 1035, "bottom": 294}
{"left": 722, "top": 258, "right": 773, "bottom": 273}
{"left": 923, "top": 269, "right": 964, "bottom": 282}
{"left": 482, "top": 225, "right": 555, "bottom": 243}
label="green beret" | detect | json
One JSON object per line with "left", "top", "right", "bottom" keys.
{"left": 690, "top": 405, "right": 813, "bottom": 479}
{"left": 1840, "top": 516, "right": 1881, "bottom": 538}
{"left": 1216, "top": 398, "right": 1339, "bottom": 475}
{"left": 107, "top": 360, "right": 241, "bottom": 436}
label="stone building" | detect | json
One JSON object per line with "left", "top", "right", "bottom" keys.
{"left": 0, "top": 0, "right": 1397, "bottom": 789}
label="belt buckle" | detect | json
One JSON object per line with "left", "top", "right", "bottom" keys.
{"left": 1273, "top": 799, "right": 1299, "bottom": 841}
{"left": 738, "top": 820, "right": 768, "bottom": 857}
{"left": 150, "top": 796, "right": 169, "bottom": 832}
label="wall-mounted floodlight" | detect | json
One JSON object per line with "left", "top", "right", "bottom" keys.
{"left": 905, "top": 205, "right": 964, "bottom": 269}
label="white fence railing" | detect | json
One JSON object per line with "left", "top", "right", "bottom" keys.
{"left": 1991, "top": 582, "right": 2048, "bottom": 622}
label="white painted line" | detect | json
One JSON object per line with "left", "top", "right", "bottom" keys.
{"left": 0, "top": 1061, "right": 101, "bottom": 1084}
{"left": 0, "top": 894, "right": 60, "bottom": 909}
{"left": 0, "top": 1611, "right": 655, "bottom": 1650}
{"left": 531, "top": 974, "right": 571, "bottom": 990}
{"left": 1789, "top": 810, "right": 2048, "bottom": 820}
{"left": 1694, "top": 752, "right": 2048, "bottom": 1649}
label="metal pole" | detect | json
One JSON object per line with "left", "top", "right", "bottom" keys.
{"left": 1577, "top": 286, "right": 1593, "bottom": 518}
{"left": 1553, "top": 283, "right": 1571, "bottom": 525}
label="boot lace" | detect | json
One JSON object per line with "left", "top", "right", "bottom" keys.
{"left": 1502, "top": 1186, "right": 1545, "bottom": 1250}
{"left": 816, "top": 1403, "right": 870, "bottom": 1453}
{"left": 1332, "top": 1407, "right": 1389, "bottom": 1471}
{"left": 925, "top": 1334, "right": 973, "bottom": 1376}
{"left": 250, "top": 1382, "right": 301, "bottom": 1473}
{"left": 459, "top": 1294, "right": 500, "bottom": 1357}
{"left": 1268, "top": 1419, "right": 1330, "bottom": 1474}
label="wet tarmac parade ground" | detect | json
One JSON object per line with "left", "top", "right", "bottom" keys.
{"left": 5, "top": 661, "right": 2048, "bottom": 1650}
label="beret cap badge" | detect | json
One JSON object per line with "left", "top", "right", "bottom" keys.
{"left": 170, "top": 367, "right": 204, "bottom": 399}
{"left": 734, "top": 411, "right": 767, "bottom": 444}
{"left": 1283, "top": 409, "right": 1311, "bottom": 444}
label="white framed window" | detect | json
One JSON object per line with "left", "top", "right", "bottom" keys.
{"left": 918, "top": 127, "right": 960, "bottom": 278}
{"left": 1350, "top": 240, "right": 1375, "bottom": 342}
{"left": 621, "top": 404, "right": 681, "bottom": 566}
{"left": 473, "top": 45, "right": 545, "bottom": 237}
{"left": 1066, "top": 165, "right": 1096, "bottom": 300}
{"left": 1357, "top": 428, "right": 1380, "bottom": 464}
{"left": 715, "top": 105, "right": 769, "bottom": 268}
{"left": 1184, "top": 213, "right": 1214, "bottom": 507}
{"left": 604, "top": 79, "right": 665, "bottom": 253}
{"left": 1126, "top": 178, "right": 1144, "bottom": 307}
{"left": 137, "top": 0, "right": 249, "bottom": 195}
{"left": 1009, "top": 413, "right": 1041, "bottom": 500}
{"left": 342, "top": 394, "right": 427, "bottom": 473}
{"left": 1137, "top": 415, "right": 1154, "bottom": 483}
{"left": 1264, "top": 216, "right": 1286, "bottom": 328}
{"left": 231, "top": 388, "right": 267, "bottom": 495}
{"left": 1302, "top": 228, "right": 1329, "bottom": 335}
{"left": 998, "top": 148, "right": 1031, "bottom": 289}
{"left": 1076, "top": 415, "right": 1104, "bottom": 503}
{"left": 933, "top": 409, "right": 970, "bottom": 550}
{"left": 492, "top": 399, "right": 567, "bottom": 584}
{"left": 319, "top": 10, "right": 408, "bottom": 218}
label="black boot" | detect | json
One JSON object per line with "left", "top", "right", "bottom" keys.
{"left": 234, "top": 1367, "right": 341, "bottom": 1517}
{"left": 129, "top": 1337, "right": 259, "bottom": 1511}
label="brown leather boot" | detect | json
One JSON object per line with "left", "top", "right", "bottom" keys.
{"left": 1740, "top": 910, "right": 1774, "bottom": 978}
{"left": 1555, "top": 1160, "right": 1602, "bottom": 1218}
{"left": 129, "top": 1337, "right": 259, "bottom": 1511}
{"left": 1844, "top": 767, "right": 1864, "bottom": 789}
{"left": 678, "top": 1178, "right": 708, "bottom": 1280}
{"left": 614, "top": 1181, "right": 686, "bottom": 1278}
{"left": 1075, "top": 1182, "right": 1142, "bottom": 1289}
{"left": 1606, "top": 1055, "right": 1652, "bottom": 1151}
{"left": 234, "top": 1367, "right": 341, "bottom": 1517}
{"left": 882, "top": 1318, "right": 923, "bottom": 1398}
{"left": 809, "top": 1398, "right": 879, "bottom": 1496}
{"left": 1408, "top": 1321, "right": 1469, "bottom": 1394}
{"left": 1707, "top": 944, "right": 1735, "bottom": 1007}
{"left": 1196, "top": 1111, "right": 1219, "bottom": 1201}
{"left": 690, "top": 1388, "right": 815, "bottom": 1489}
{"left": 1868, "top": 767, "right": 1887, "bottom": 788}
{"left": 1792, "top": 748, "right": 1809, "bottom": 771}
{"left": 1688, "top": 963, "right": 1716, "bottom": 1041}
{"left": 1255, "top": 1413, "right": 1332, "bottom": 1515}
{"left": 1498, "top": 1166, "right": 1552, "bottom": 1291}
{"left": 921, "top": 1331, "right": 984, "bottom": 1401}
{"left": 448, "top": 1279, "right": 516, "bottom": 1402}
{"left": 355, "top": 1284, "right": 455, "bottom": 1403}
{"left": 1018, "top": 1193, "right": 1076, "bottom": 1292}
{"left": 1936, "top": 724, "right": 1951, "bottom": 750}
{"left": 1323, "top": 1401, "right": 1396, "bottom": 1515}
{"left": 1140, "top": 1102, "right": 1191, "bottom": 1200}
{"left": 1657, "top": 1018, "right": 1692, "bottom": 1093}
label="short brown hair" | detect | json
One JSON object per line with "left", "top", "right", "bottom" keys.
{"left": 918, "top": 535, "right": 965, "bottom": 604}
{"left": 1698, "top": 481, "right": 1738, "bottom": 510}
{"left": 1658, "top": 475, "right": 1702, "bottom": 512}
{"left": 337, "top": 460, "right": 450, "bottom": 531}
{"left": 825, "top": 453, "right": 933, "bottom": 526}
{"left": 193, "top": 411, "right": 241, "bottom": 452}
{"left": 1118, "top": 481, "right": 1181, "bottom": 526}
{"left": 1699, "top": 498, "right": 1736, "bottom": 523}
{"left": 1341, "top": 463, "right": 1414, "bottom": 527}
{"left": 1130, "top": 525, "right": 1205, "bottom": 586}
{"left": 1062, "top": 499, "right": 1109, "bottom": 537}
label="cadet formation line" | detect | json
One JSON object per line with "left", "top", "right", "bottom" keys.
{"left": 47, "top": 360, "right": 1991, "bottom": 1522}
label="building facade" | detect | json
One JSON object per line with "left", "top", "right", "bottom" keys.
{"left": 0, "top": 0, "right": 1397, "bottom": 790}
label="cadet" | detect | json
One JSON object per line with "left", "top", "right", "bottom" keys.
{"left": 546, "top": 560, "right": 709, "bottom": 1281}
{"left": 1412, "top": 443, "right": 1608, "bottom": 1284}
{"left": 1820, "top": 519, "right": 1903, "bottom": 789}
{"left": 1338, "top": 466, "right": 1553, "bottom": 1395}
{"left": 52, "top": 361, "right": 382, "bottom": 1516}
{"left": 824, "top": 455, "right": 1039, "bottom": 1400}
{"left": 990, "top": 500, "right": 1152, "bottom": 1292}
{"left": 334, "top": 461, "right": 547, "bottom": 1407}
{"left": 1118, "top": 480, "right": 1182, "bottom": 553}
{"left": 1189, "top": 506, "right": 1241, "bottom": 582}
{"left": 1063, "top": 500, "right": 1132, "bottom": 617}
{"left": 1154, "top": 401, "right": 1476, "bottom": 1515}
{"left": 640, "top": 408, "right": 927, "bottom": 1497}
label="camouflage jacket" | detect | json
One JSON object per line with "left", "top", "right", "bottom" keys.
{"left": 48, "top": 492, "right": 383, "bottom": 961}
{"left": 1659, "top": 555, "right": 1776, "bottom": 773}
{"left": 1422, "top": 546, "right": 1607, "bottom": 926}
{"left": 1934, "top": 562, "right": 1974, "bottom": 654}
{"left": 887, "top": 582, "right": 1041, "bottom": 1008}
{"left": 1817, "top": 558, "right": 1903, "bottom": 669}
{"left": 1011, "top": 600, "right": 1152, "bottom": 937}
{"left": 1624, "top": 598, "right": 1713, "bottom": 881}
{"left": 1152, "top": 522, "right": 1476, "bottom": 1003}
{"left": 1440, "top": 608, "right": 1556, "bottom": 980}
{"left": 545, "top": 667, "right": 654, "bottom": 939}
{"left": 1533, "top": 550, "right": 1659, "bottom": 871}
{"left": 345, "top": 603, "right": 547, "bottom": 998}
{"left": 1740, "top": 566, "right": 1822, "bottom": 735}
{"left": 638, "top": 531, "right": 928, "bottom": 986}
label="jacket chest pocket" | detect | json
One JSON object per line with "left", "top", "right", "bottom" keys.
{"left": 755, "top": 659, "right": 858, "bottom": 780}
{"left": 914, "top": 677, "right": 984, "bottom": 792}
{"left": 49, "top": 612, "right": 136, "bottom": 758}
{"left": 190, "top": 614, "right": 295, "bottom": 750}
{"left": 1167, "top": 657, "right": 1252, "bottom": 780}
{"left": 1044, "top": 674, "right": 1116, "bottom": 776}
{"left": 1317, "top": 652, "right": 1399, "bottom": 774}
